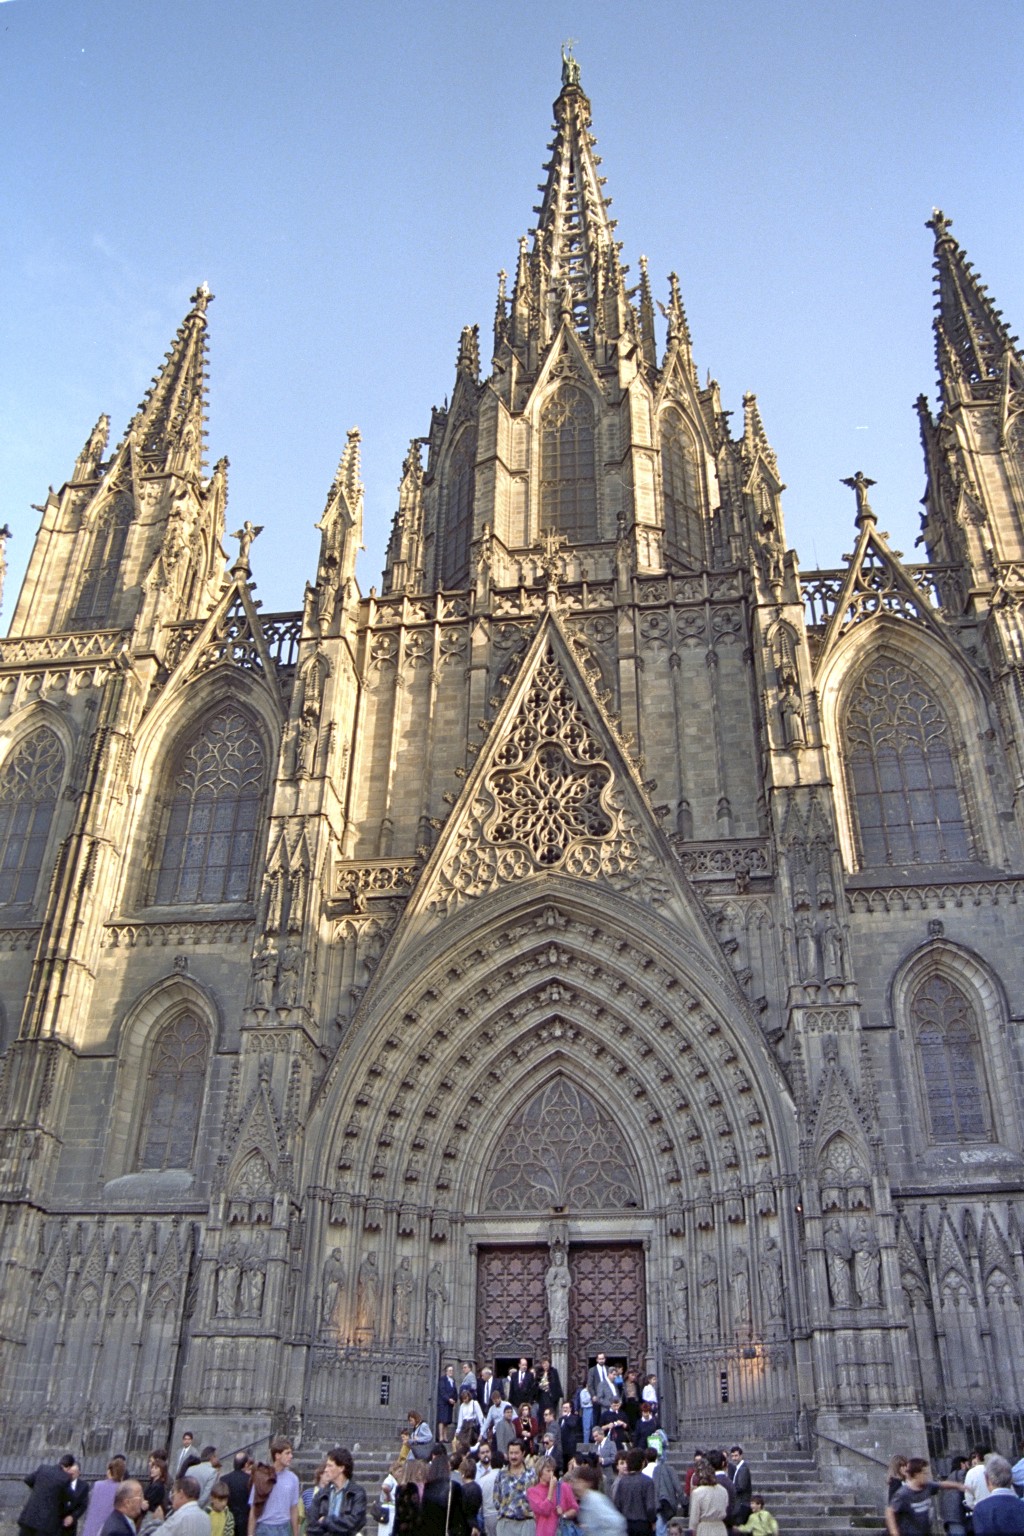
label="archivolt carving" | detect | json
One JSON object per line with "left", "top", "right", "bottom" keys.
{"left": 482, "top": 1076, "right": 642, "bottom": 1212}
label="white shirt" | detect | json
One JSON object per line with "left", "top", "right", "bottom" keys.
{"left": 477, "top": 1469, "right": 500, "bottom": 1521}
{"left": 965, "top": 1464, "right": 990, "bottom": 1510}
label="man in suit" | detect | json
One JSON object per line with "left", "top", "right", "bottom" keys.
{"left": 175, "top": 1436, "right": 201, "bottom": 1479}
{"left": 19, "top": 1456, "right": 76, "bottom": 1536}
{"left": 587, "top": 1353, "right": 615, "bottom": 1411}
{"left": 99, "top": 1483, "right": 146, "bottom": 1536}
{"left": 223, "top": 1453, "right": 253, "bottom": 1536}
{"left": 508, "top": 1358, "right": 535, "bottom": 1409}
{"left": 65, "top": 1465, "right": 90, "bottom": 1536}
{"left": 728, "top": 1447, "right": 751, "bottom": 1528}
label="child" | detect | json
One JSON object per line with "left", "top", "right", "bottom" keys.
{"left": 209, "top": 1482, "right": 236, "bottom": 1536}
{"left": 737, "top": 1495, "right": 779, "bottom": 1535}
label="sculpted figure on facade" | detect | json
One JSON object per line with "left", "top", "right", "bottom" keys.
{"left": 355, "top": 1250, "right": 380, "bottom": 1336}
{"left": 392, "top": 1256, "right": 414, "bottom": 1340}
{"left": 321, "top": 1248, "right": 346, "bottom": 1333}
{"left": 426, "top": 1261, "right": 448, "bottom": 1338}
{"left": 825, "top": 1219, "right": 854, "bottom": 1308}
{"left": 699, "top": 1253, "right": 720, "bottom": 1339}
{"left": 852, "top": 1217, "right": 882, "bottom": 1307}
{"left": 545, "top": 1244, "right": 571, "bottom": 1337}
{"left": 762, "top": 1238, "right": 785, "bottom": 1322}
{"left": 215, "top": 1244, "right": 242, "bottom": 1318}
{"left": 730, "top": 1247, "right": 751, "bottom": 1329}
{"left": 671, "top": 1258, "right": 690, "bottom": 1340}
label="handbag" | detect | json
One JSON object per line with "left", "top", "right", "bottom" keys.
{"left": 368, "top": 1499, "right": 389, "bottom": 1526}
{"left": 554, "top": 1480, "right": 575, "bottom": 1536}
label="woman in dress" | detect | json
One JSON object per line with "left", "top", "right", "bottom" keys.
{"left": 526, "top": 1457, "right": 578, "bottom": 1536}
{"left": 516, "top": 1402, "right": 538, "bottom": 1457}
{"left": 687, "top": 1467, "right": 729, "bottom": 1536}
{"left": 81, "top": 1458, "right": 126, "bottom": 1536}
{"left": 455, "top": 1389, "right": 485, "bottom": 1445}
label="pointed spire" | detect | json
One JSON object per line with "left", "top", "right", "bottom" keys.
{"left": 128, "top": 284, "right": 212, "bottom": 473}
{"left": 456, "top": 324, "right": 481, "bottom": 381}
{"left": 525, "top": 50, "right": 624, "bottom": 347}
{"left": 73, "top": 413, "right": 110, "bottom": 481}
{"left": 929, "top": 211, "right": 1021, "bottom": 406}
{"left": 742, "top": 393, "right": 779, "bottom": 477}
{"left": 384, "top": 439, "right": 425, "bottom": 595}
{"left": 317, "top": 427, "right": 364, "bottom": 607}
{"left": 329, "top": 426, "right": 363, "bottom": 509}
{"left": 493, "top": 269, "right": 509, "bottom": 357}
{"left": 637, "top": 255, "right": 656, "bottom": 370}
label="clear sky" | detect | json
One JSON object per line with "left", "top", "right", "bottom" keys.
{"left": 2, "top": 0, "right": 1023, "bottom": 619}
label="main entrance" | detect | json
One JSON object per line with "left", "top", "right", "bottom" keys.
{"left": 475, "top": 1242, "right": 647, "bottom": 1393}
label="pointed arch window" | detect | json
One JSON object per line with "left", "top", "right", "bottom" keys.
{"left": 136, "top": 1012, "right": 209, "bottom": 1170}
{"left": 440, "top": 433, "right": 476, "bottom": 588}
{"left": 69, "top": 491, "right": 133, "bottom": 627}
{"left": 0, "top": 726, "right": 64, "bottom": 907}
{"left": 844, "top": 660, "right": 971, "bottom": 867}
{"left": 152, "top": 707, "right": 266, "bottom": 905}
{"left": 539, "top": 386, "right": 597, "bottom": 543}
{"left": 661, "top": 413, "right": 702, "bottom": 567}
{"left": 911, "top": 973, "right": 990, "bottom": 1143}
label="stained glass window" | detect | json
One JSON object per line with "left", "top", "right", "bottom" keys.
{"left": 441, "top": 434, "right": 476, "bottom": 588}
{"left": 845, "top": 661, "right": 971, "bottom": 866}
{"left": 153, "top": 708, "right": 265, "bottom": 905}
{"left": 0, "top": 726, "right": 63, "bottom": 906}
{"left": 69, "top": 492, "right": 132, "bottom": 626}
{"left": 661, "top": 414, "right": 702, "bottom": 567}
{"left": 911, "top": 973, "right": 990, "bottom": 1142}
{"left": 539, "top": 387, "right": 597, "bottom": 543}
{"left": 137, "top": 1013, "right": 209, "bottom": 1170}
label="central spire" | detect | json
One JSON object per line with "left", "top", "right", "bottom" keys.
{"left": 515, "top": 49, "right": 626, "bottom": 351}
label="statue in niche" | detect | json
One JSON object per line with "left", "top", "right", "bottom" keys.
{"left": 355, "top": 1250, "right": 380, "bottom": 1335}
{"left": 730, "top": 1248, "right": 751, "bottom": 1328}
{"left": 699, "top": 1253, "right": 720, "bottom": 1339}
{"left": 852, "top": 1218, "right": 882, "bottom": 1307}
{"left": 215, "top": 1245, "right": 242, "bottom": 1317}
{"left": 251, "top": 947, "right": 275, "bottom": 1011}
{"left": 762, "top": 1238, "right": 785, "bottom": 1321}
{"left": 277, "top": 942, "right": 302, "bottom": 1008}
{"left": 779, "top": 677, "right": 806, "bottom": 746}
{"left": 426, "top": 1261, "right": 448, "bottom": 1338}
{"left": 393, "top": 1257, "right": 414, "bottom": 1340}
{"left": 795, "top": 912, "right": 818, "bottom": 982}
{"left": 321, "top": 1248, "right": 346, "bottom": 1332}
{"left": 820, "top": 913, "right": 845, "bottom": 980}
{"left": 824, "top": 1219, "right": 854, "bottom": 1308}
{"left": 241, "top": 1252, "right": 265, "bottom": 1316}
{"left": 297, "top": 713, "right": 319, "bottom": 778}
{"left": 670, "top": 1258, "right": 690, "bottom": 1339}
{"left": 545, "top": 1245, "right": 571, "bottom": 1337}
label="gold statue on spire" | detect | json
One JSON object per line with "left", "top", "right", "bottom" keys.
{"left": 561, "top": 39, "right": 580, "bottom": 88}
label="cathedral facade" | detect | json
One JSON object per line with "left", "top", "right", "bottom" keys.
{"left": 2, "top": 56, "right": 1024, "bottom": 1496}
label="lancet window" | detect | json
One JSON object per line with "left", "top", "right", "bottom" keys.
{"left": 844, "top": 660, "right": 971, "bottom": 867}
{"left": 0, "top": 726, "right": 64, "bottom": 907}
{"left": 68, "top": 491, "right": 133, "bottom": 627}
{"left": 440, "top": 433, "right": 476, "bottom": 588}
{"left": 152, "top": 707, "right": 266, "bottom": 906}
{"left": 661, "top": 413, "right": 702, "bottom": 567}
{"left": 136, "top": 1012, "right": 209, "bottom": 1170}
{"left": 911, "top": 973, "right": 990, "bottom": 1143}
{"left": 539, "top": 386, "right": 597, "bottom": 542}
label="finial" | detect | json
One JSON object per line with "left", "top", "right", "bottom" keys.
{"left": 497, "top": 269, "right": 508, "bottom": 306}
{"left": 927, "top": 209, "right": 953, "bottom": 241}
{"left": 560, "top": 39, "right": 581, "bottom": 88}
{"left": 189, "top": 281, "right": 213, "bottom": 316}
{"left": 841, "top": 471, "right": 876, "bottom": 526}
{"left": 231, "top": 520, "right": 263, "bottom": 573}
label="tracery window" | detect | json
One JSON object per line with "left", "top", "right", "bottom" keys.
{"left": 911, "top": 973, "right": 990, "bottom": 1143}
{"left": 69, "top": 491, "right": 132, "bottom": 627}
{"left": 482, "top": 1076, "right": 642, "bottom": 1212}
{"left": 539, "top": 386, "right": 597, "bottom": 543}
{"left": 0, "top": 726, "right": 64, "bottom": 906}
{"left": 136, "top": 1013, "right": 209, "bottom": 1170}
{"left": 844, "top": 660, "right": 971, "bottom": 867}
{"left": 440, "top": 434, "right": 476, "bottom": 588}
{"left": 152, "top": 707, "right": 265, "bottom": 905}
{"left": 661, "top": 414, "right": 702, "bottom": 567}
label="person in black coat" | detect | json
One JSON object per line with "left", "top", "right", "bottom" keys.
{"left": 222, "top": 1453, "right": 252, "bottom": 1536}
{"left": 534, "top": 1359, "right": 563, "bottom": 1420}
{"left": 19, "top": 1457, "right": 76, "bottom": 1536}
{"left": 437, "top": 1365, "right": 459, "bottom": 1442}
{"left": 98, "top": 1482, "right": 145, "bottom": 1536}
{"left": 65, "top": 1465, "right": 90, "bottom": 1536}
{"left": 558, "top": 1403, "right": 582, "bottom": 1467}
{"left": 508, "top": 1359, "right": 536, "bottom": 1409}
{"left": 728, "top": 1447, "right": 752, "bottom": 1528}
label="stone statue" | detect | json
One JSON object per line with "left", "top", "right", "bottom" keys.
{"left": 215, "top": 1245, "right": 241, "bottom": 1318}
{"left": 241, "top": 1254, "right": 265, "bottom": 1316}
{"left": 426, "top": 1261, "right": 448, "bottom": 1337}
{"left": 392, "top": 1256, "right": 414, "bottom": 1339}
{"left": 824, "top": 1219, "right": 854, "bottom": 1308}
{"left": 276, "top": 942, "right": 302, "bottom": 1008}
{"left": 545, "top": 1245, "right": 571, "bottom": 1337}
{"left": 852, "top": 1218, "right": 882, "bottom": 1307}
{"left": 795, "top": 912, "right": 818, "bottom": 982}
{"left": 821, "top": 914, "right": 845, "bottom": 981}
{"left": 355, "top": 1250, "right": 380, "bottom": 1335}
{"left": 762, "top": 1238, "right": 785, "bottom": 1321}
{"left": 321, "top": 1248, "right": 346, "bottom": 1332}
{"left": 699, "top": 1253, "right": 720, "bottom": 1339}
{"left": 730, "top": 1247, "right": 751, "bottom": 1328}
{"left": 779, "top": 678, "right": 806, "bottom": 746}
{"left": 251, "top": 946, "right": 275, "bottom": 1010}
{"left": 671, "top": 1257, "right": 690, "bottom": 1339}
{"left": 231, "top": 520, "right": 263, "bottom": 567}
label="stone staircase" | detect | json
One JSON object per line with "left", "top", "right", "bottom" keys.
{"left": 324, "top": 1444, "right": 888, "bottom": 1536}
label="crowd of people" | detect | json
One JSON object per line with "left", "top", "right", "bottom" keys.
{"left": 886, "top": 1447, "right": 1024, "bottom": 1536}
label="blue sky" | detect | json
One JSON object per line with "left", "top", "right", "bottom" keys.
{"left": 2, "top": 0, "right": 1023, "bottom": 617}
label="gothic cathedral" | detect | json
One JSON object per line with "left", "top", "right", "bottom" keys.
{"left": 2, "top": 55, "right": 1024, "bottom": 1495}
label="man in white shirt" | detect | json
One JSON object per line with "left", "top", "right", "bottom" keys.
{"left": 965, "top": 1449, "right": 992, "bottom": 1512}
{"left": 482, "top": 1389, "right": 513, "bottom": 1443}
{"left": 474, "top": 1443, "right": 500, "bottom": 1536}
